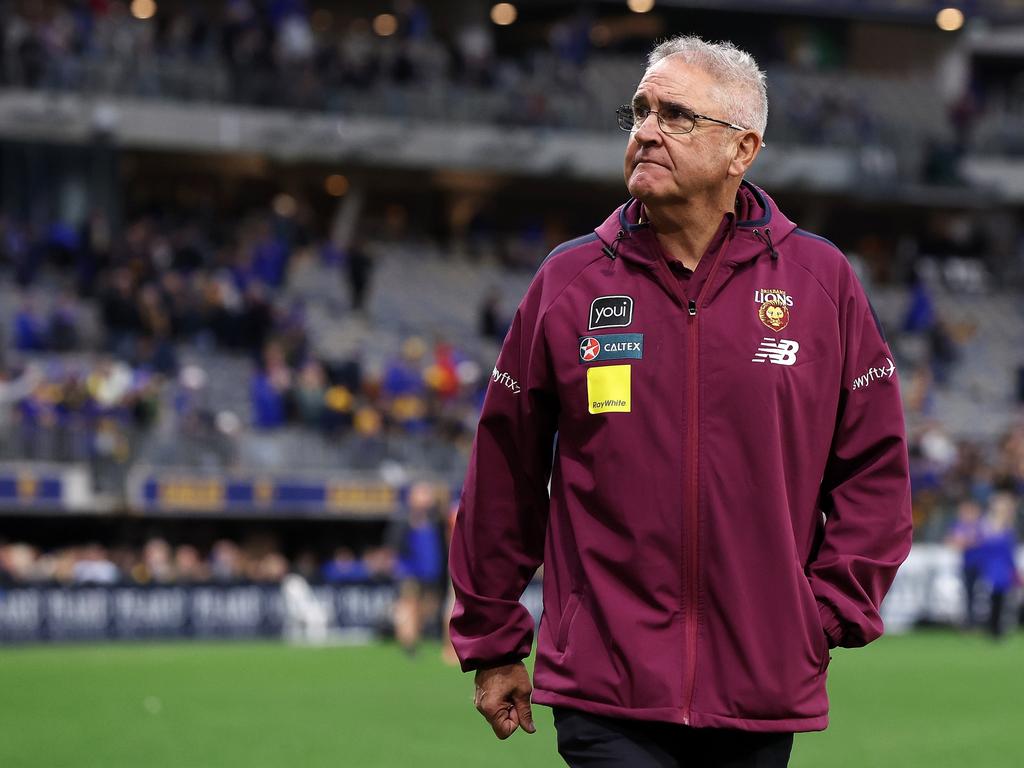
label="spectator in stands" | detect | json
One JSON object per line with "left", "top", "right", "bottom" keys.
{"left": 294, "top": 359, "right": 327, "bottom": 428}
{"left": 251, "top": 341, "right": 292, "bottom": 429}
{"left": 239, "top": 282, "right": 274, "bottom": 358}
{"left": 142, "top": 538, "right": 176, "bottom": 583}
{"left": 321, "top": 546, "right": 370, "bottom": 583}
{"left": 100, "top": 267, "right": 141, "bottom": 356}
{"left": 72, "top": 544, "right": 120, "bottom": 584}
{"left": 344, "top": 238, "right": 374, "bottom": 314}
{"left": 210, "top": 539, "right": 245, "bottom": 581}
{"left": 382, "top": 336, "right": 429, "bottom": 433}
{"left": 995, "top": 423, "right": 1024, "bottom": 491}
{"left": 478, "top": 287, "right": 508, "bottom": 343}
{"left": 13, "top": 296, "right": 46, "bottom": 352}
{"left": 47, "top": 292, "right": 80, "bottom": 351}
{"left": 174, "top": 544, "right": 211, "bottom": 582}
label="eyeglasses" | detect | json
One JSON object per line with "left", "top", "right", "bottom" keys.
{"left": 616, "top": 103, "right": 748, "bottom": 135}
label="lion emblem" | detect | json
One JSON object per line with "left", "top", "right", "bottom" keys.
{"left": 758, "top": 300, "right": 790, "bottom": 332}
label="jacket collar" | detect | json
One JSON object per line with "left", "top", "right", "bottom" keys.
{"left": 595, "top": 180, "right": 797, "bottom": 268}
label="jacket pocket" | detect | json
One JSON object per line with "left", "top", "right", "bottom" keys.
{"left": 796, "top": 558, "right": 831, "bottom": 676}
{"left": 816, "top": 622, "right": 831, "bottom": 675}
{"left": 555, "top": 591, "right": 583, "bottom": 654}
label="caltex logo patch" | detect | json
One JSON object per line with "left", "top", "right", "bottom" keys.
{"left": 580, "top": 337, "right": 601, "bottom": 363}
{"left": 578, "top": 334, "right": 644, "bottom": 364}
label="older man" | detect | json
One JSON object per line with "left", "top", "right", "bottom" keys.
{"left": 449, "top": 35, "right": 912, "bottom": 768}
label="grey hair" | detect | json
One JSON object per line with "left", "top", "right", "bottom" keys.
{"left": 647, "top": 35, "right": 768, "bottom": 137}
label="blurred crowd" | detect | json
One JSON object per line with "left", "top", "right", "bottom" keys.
{"left": 909, "top": 420, "right": 1024, "bottom": 531}
{"left": 0, "top": 0, "right": 594, "bottom": 125}
{"left": 0, "top": 0, "right": 979, "bottom": 152}
{"left": 0, "top": 194, "right": 493, "bottom": 480}
{"left": 0, "top": 536, "right": 417, "bottom": 585}
{"left": 0, "top": 480, "right": 452, "bottom": 588}
{"left": 0, "top": 358, "right": 158, "bottom": 466}
{"left": 0, "top": 536, "right": 300, "bottom": 584}
{"left": 2, "top": 205, "right": 319, "bottom": 368}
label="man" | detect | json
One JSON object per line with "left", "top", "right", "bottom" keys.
{"left": 449, "top": 35, "right": 912, "bottom": 768}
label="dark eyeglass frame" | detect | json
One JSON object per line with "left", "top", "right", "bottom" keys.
{"left": 616, "top": 103, "right": 748, "bottom": 135}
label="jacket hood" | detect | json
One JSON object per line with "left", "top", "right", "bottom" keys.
{"left": 594, "top": 180, "right": 798, "bottom": 269}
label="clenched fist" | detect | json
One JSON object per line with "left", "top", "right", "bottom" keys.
{"left": 474, "top": 661, "right": 537, "bottom": 739}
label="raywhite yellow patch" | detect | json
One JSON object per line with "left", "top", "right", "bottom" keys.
{"left": 587, "top": 365, "right": 631, "bottom": 413}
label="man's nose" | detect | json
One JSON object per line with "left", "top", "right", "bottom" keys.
{"left": 632, "top": 113, "right": 662, "bottom": 144}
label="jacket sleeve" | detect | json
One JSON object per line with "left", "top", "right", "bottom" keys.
{"left": 448, "top": 275, "right": 558, "bottom": 672}
{"left": 808, "top": 265, "right": 913, "bottom": 649}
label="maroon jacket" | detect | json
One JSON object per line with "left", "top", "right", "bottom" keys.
{"left": 449, "top": 182, "right": 912, "bottom": 733}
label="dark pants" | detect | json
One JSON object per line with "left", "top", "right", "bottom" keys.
{"left": 553, "top": 707, "right": 794, "bottom": 768}
{"left": 988, "top": 588, "right": 1007, "bottom": 638}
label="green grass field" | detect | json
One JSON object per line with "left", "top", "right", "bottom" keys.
{"left": 1, "top": 630, "right": 1020, "bottom": 768}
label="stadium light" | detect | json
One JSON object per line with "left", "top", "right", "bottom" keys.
{"left": 627, "top": 0, "right": 655, "bottom": 12}
{"left": 325, "top": 174, "right": 349, "bottom": 197}
{"left": 372, "top": 13, "right": 398, "bottom": 37}
{"left": 130, "top": 0, "right": 156, "bottom": 20}
{"left": 936, "top": 7, "right": 965, "bottom": 31}
{"left": 491, "top": 3, "right": 518, "bottom": 26}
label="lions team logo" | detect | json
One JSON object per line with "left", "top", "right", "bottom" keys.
{"left": 754, "top": 288, "right": 793, "bottom": 332}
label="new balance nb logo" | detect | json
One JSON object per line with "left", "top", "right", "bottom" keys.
{"left": 751, "top": 338, "right": 800, "bottom": 366}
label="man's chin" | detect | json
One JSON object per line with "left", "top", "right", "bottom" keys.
{"left": 626, "top": 181, "right": 665, "bottom": 205}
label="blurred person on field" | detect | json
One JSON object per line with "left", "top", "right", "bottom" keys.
{"left": 441, "top": 498, "right": 460, "bottom": 666}
{"left": 975, "top": 492, "right": 1020, "bottom": 639}
{"left": 449, "top": 36, "right": 912, "bottom": 767}
{"left": 946, "top": 498, "right": 985, "bottom": 628}
{"left": 389, "top": 481, "right": 446, "bottom": 657}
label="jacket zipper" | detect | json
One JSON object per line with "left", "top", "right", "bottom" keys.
{"left": 681, "top": 240, "right": 728, "bottom": 726}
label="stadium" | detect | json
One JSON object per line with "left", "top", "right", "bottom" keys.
{"left": 0, "top": 0, "right": 1022, "bottom": 766}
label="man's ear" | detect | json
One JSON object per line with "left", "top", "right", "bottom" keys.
{"left": 728, "top": 130, "right": 762, "bottom": 178}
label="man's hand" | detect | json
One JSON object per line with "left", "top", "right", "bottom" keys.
{"left": 474, "top": 661, "right": 536, "bottom": 739}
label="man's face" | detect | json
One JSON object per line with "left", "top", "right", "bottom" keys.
{"left": 623, "top": 57, "right": 737, "bottom": 206}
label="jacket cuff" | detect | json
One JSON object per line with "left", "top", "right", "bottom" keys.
{"left": 817, "top": 601, "right": 844, "bottom": 649}
{"left": 465, "top": 653, "right": 526, "bottom": 674}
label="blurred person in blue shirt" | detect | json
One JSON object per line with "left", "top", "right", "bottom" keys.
{"left": 389, "top": 481, "right": 446, "bottom": 656}
{"left": 946, "top": 498, "right": 985, "bottom": 629}
{"left": 976, "top": 492, "right": 1020, "bottom": 639}
{"left": 13, "top": 296, "right": 46, "bottom": 352}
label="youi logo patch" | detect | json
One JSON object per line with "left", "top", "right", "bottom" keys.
{"left": 589, "top": 295, "right": 633, "bottom": 330}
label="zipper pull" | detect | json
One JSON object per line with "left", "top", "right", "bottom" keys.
{"left": 688, "top": 299, "right": 697, "bottom": 316}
